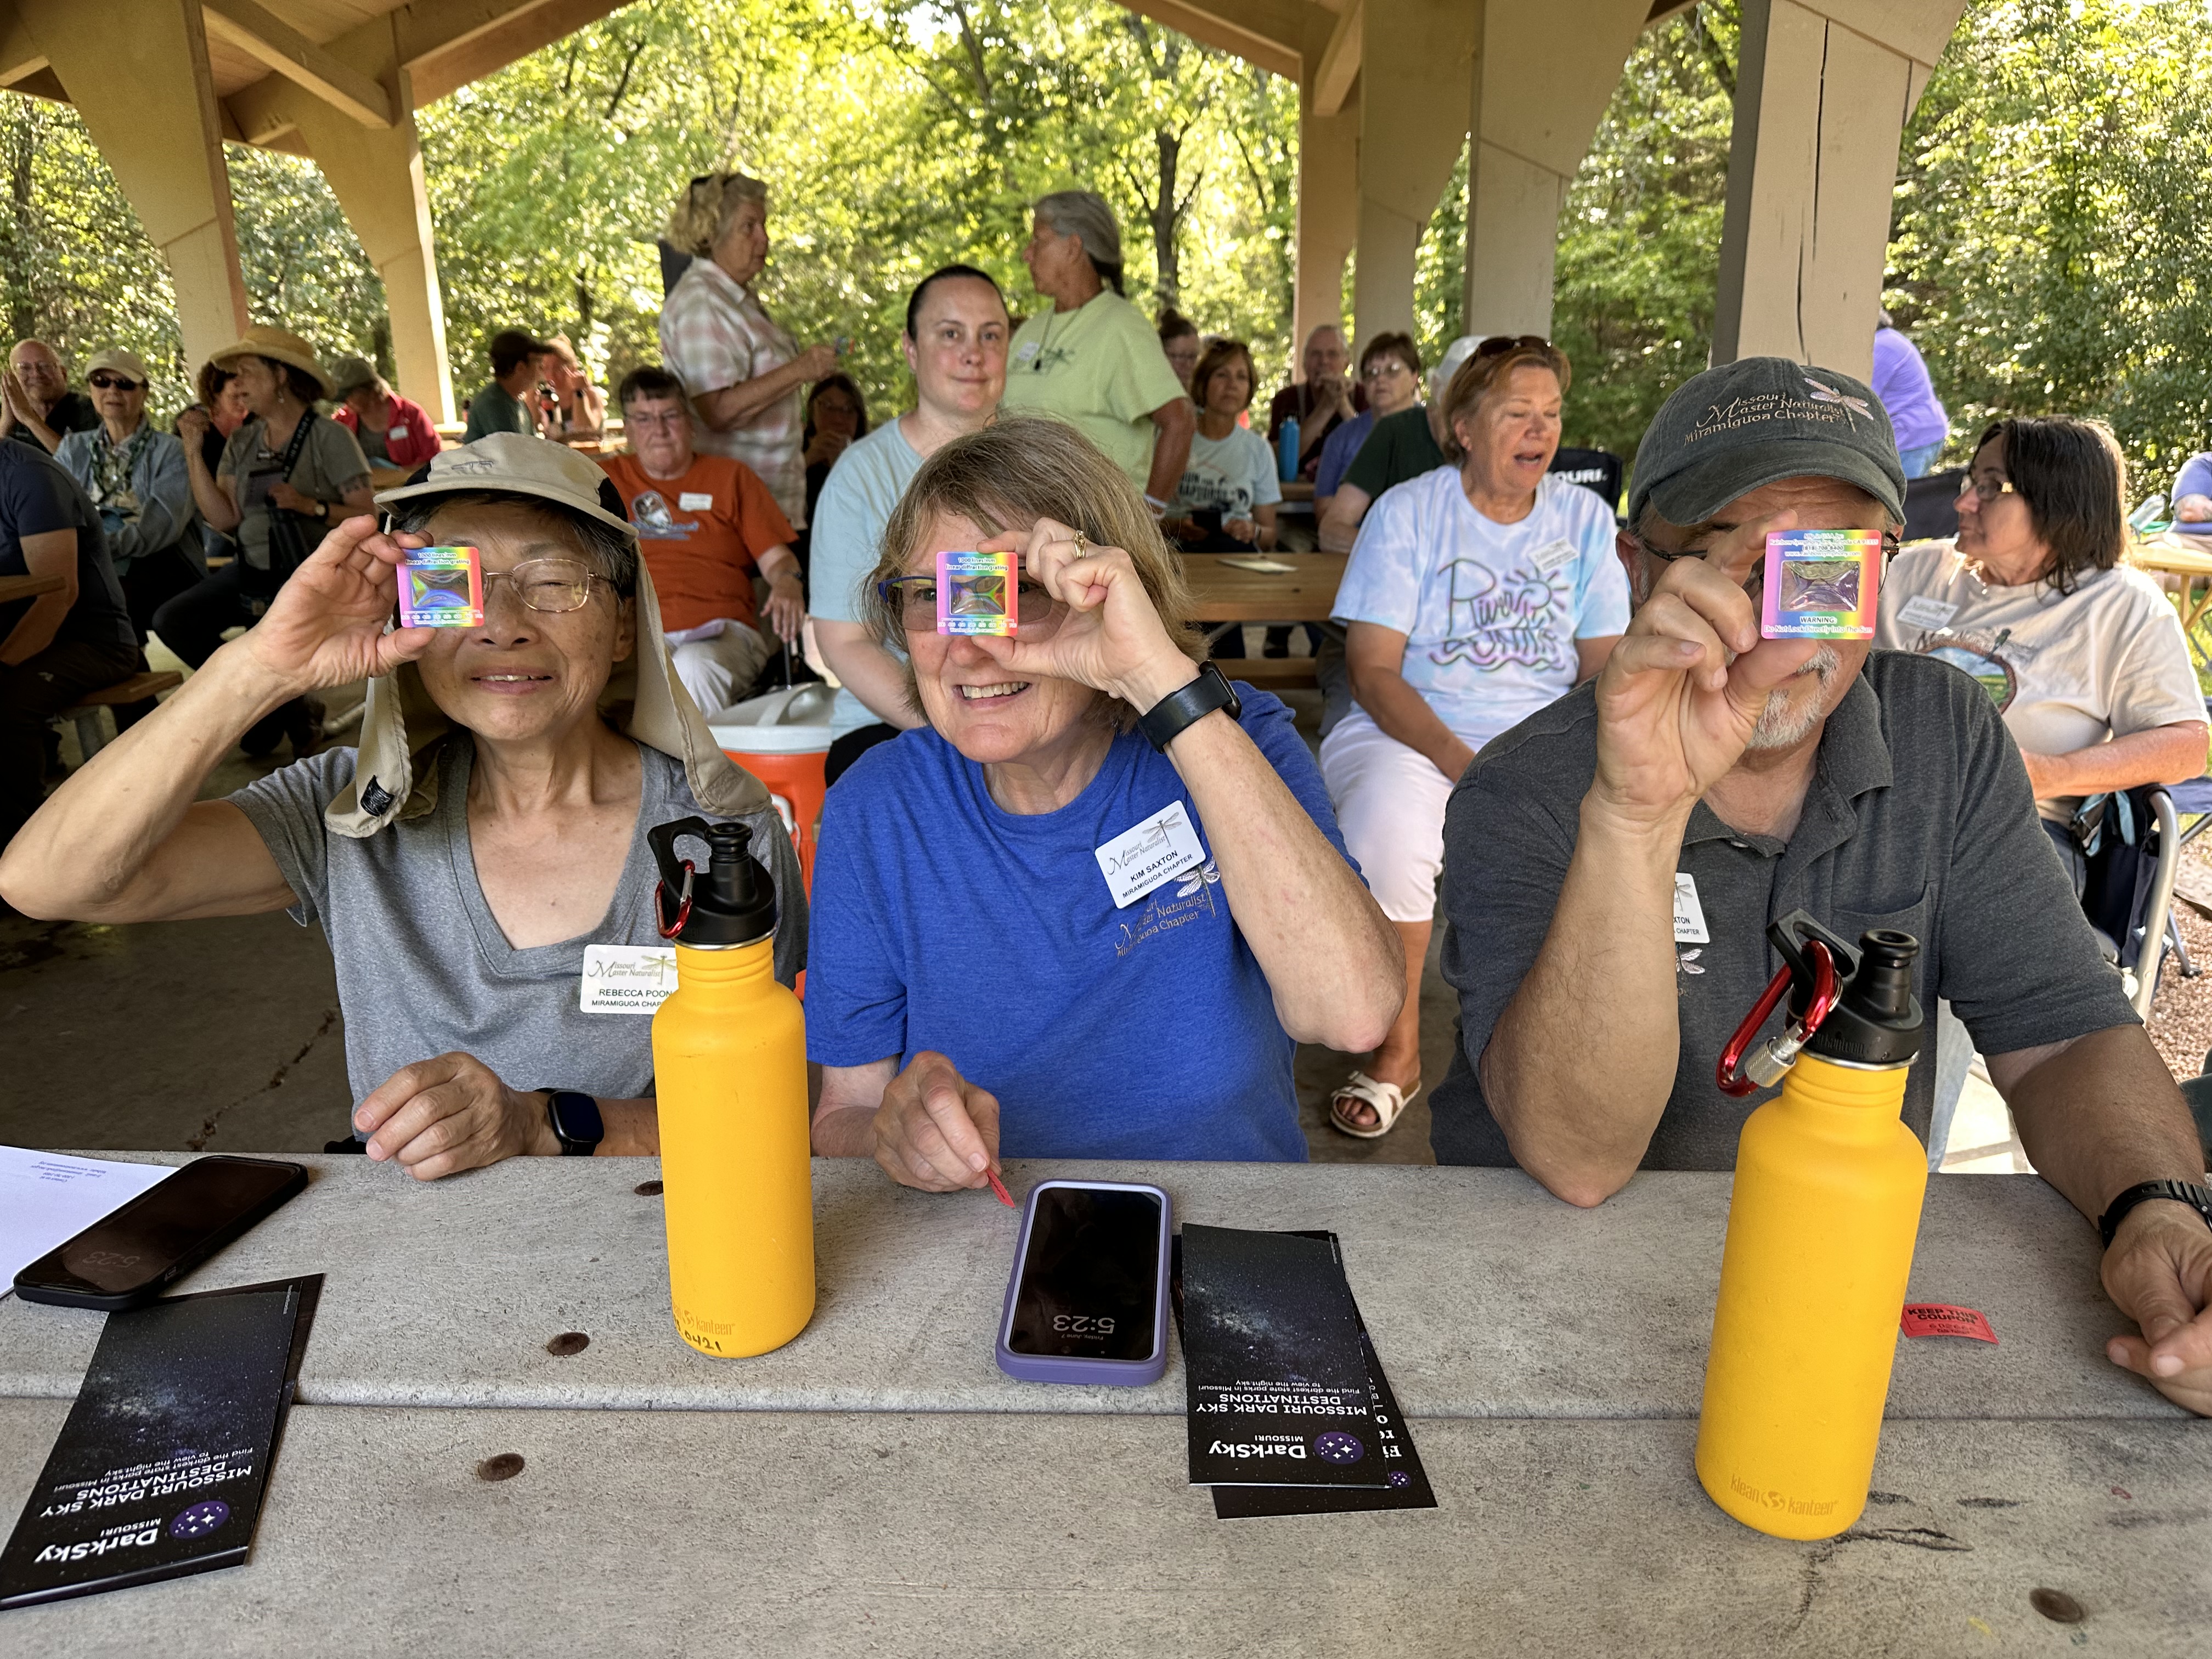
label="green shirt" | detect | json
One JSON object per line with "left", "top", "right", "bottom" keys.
{"left": 1000, "top": 290, "right": 1186, "bottom": 488}
{"left": 462, "top": 381, "right": 534, "bottom": 443}
{"left": 1342, "top": 405, "right": 1447, "bottom": 502}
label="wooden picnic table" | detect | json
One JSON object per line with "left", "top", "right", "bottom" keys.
{"left": 2127, "top": 531, "right": 2212, "bottom": 637}
{"left": 0, "top": 572, "right": 63, "bottom": 605}
{"left": 1181, "top": 552, "right": 1345, "bottom": 625}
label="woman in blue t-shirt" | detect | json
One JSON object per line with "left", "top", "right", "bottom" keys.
{"left": 806, "top": 416, "right": 1403, "bottom": 1190}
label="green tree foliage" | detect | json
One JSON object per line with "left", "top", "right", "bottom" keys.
{"left": 1892, "top": 0, "right": 2212, "bottom": 488}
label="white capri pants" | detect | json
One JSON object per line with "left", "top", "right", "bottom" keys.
{"left": 666, "top": 621, "right": 775, "bottom": 718}
{"left": 1318, "top": 708, "right": 1458, "bottom": 924}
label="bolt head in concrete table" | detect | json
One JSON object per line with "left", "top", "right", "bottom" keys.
{"left": 1, "top": 1402, "right": 2205, "bottom": 1657}
{"left": 0, "top": 1155, "right": 2186, "bottom": 1421}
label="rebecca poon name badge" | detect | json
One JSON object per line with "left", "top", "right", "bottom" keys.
{"left": 580, "top": 945, "right": 680, "bottom": 1013}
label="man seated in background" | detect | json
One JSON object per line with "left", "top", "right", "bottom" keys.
{"left": 0, "top": 437, "right": 136, "bottom": 853}
{"left": 1, "top": 339, "right": 99, "bottom": 456}
{"left": 601, "top": 366, "right": 803, "bottom": 716}
{"left": 1437, "top": 356, "right": 2212, "bottom": 1417}
{"left": 461, "top": 329, "right": 552, "bottom": 443}
{"left": 1266, "top": 323, "right": 1362, "bottom": 482}
{"left": 1318, "top": 335, "right": 1480, "bottom": 552}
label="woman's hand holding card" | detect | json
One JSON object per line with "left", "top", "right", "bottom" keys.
{"left": 236, "top": 516, "right": 437, "bottom": 693}
{"left": 974, "top": 517, "right": 1198, "bottom": 714}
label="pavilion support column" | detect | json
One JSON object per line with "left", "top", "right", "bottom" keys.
{"left": 18, "top": 0, "right": 249, "bottom": 371}
{"left": 1291, "top": 79, "right": 1359, "bottom": 354}
{"left": 1462, "top": 0, "right": 1655, "bottom": 341}
{"left": 266, "top": 31, "right": 454, "bottom": 423}
{"left": 1713, "top": 0, "right": 1971, "bottom": 379}
{"left": 1351, "top": 0, "right": 1477, "bottom": 345}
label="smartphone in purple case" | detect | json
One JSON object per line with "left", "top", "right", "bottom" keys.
{"left": 996, "top": 1179, "right": 1172, "bottom": 1386}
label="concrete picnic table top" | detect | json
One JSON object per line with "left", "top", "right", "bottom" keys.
{"left": 0, "top": 1154, "right": 2187, "bottom": 1424}
{"left": 5, "top": 1154, "right": 2208, "bottom": 1655}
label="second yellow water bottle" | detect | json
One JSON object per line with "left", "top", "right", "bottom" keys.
{"left": 648, "top": 816, "right": 814, "bottom": 1360}
{"left": 1696, "top": 915, "right": 1927, "bottom": 1541}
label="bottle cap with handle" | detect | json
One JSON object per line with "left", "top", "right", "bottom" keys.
{"left": 648, "top": 816, "right": 776, "bottom": 948}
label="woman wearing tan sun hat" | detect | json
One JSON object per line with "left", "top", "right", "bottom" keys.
{"left": 162, "top": 324, "right": 376, "bottom": 757}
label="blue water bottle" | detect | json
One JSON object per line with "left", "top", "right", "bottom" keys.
{"left": 1278, "top": 416, "right": 1300, "bottom": 482}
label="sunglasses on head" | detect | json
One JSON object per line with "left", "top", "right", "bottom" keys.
{"left": 89, "top": 372, "right": 145, "bottom": 392}
{"left": 1472, "top": 334, "right": 1554, "bottom": 359}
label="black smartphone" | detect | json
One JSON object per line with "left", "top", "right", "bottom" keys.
{"left": 995, "top": 1180, "right": 1172, "bottom": 1386}
{"left": 12, "top": 1156, "right": 308, "bottom": 1311}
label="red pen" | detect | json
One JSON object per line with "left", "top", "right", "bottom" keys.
{"left": 984, "top": 1166, "right": 1015, "bottom": 1207}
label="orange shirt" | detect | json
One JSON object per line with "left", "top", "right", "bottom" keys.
{"left": 599, "top": 452, "right": 794, "bottom": 633}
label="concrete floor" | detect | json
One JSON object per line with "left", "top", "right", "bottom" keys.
{"left": 1, "top": 681, "right": 1454, "bottom": 1164}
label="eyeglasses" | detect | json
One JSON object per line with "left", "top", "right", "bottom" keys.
{"left": 88, "top": 373, "right": 145, "bottom": 392}
{"left": 1361, "top": 360, "right": 1412, "bottom": 381}
{"left": 876, "top": 573, "right": 1066, "bottom": 637}
{"left": 483, "top": 558, "right": 612, "bottom": 613}
{"left": 1627, "top": 527, "right": 1902, "bottom": 566}
{"left": 624, "top": 408, "right": 688, "bottom": 431}
{"left": 1957, "top": 473, "right": 2018, "bottom": 504}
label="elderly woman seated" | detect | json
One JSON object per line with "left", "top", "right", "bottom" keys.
{"left": 0, "top": 435, "right": 804, "bottom": 1179}
{"left": 805, "top": 417, "right": 1403, "bottom": 1190}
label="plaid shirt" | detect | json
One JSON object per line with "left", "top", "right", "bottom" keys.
{"left": 658, "top": 259, "right": 806, "bottom": 526}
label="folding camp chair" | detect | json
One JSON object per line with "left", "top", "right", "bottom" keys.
{"left": 2078, "top": 784, "right": 2188, "bottom": 1020}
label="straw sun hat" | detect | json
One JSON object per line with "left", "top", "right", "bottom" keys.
{"left": 206, "top": 324, "right": 334, "bottom": 400}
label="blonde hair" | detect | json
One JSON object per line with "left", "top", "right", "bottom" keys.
{"left": 868, "top": 417, "right": 1204, "bottom": 729}
{"left": 1438, "top": 338, "right": 1572, "bottom": 464}
{"left": 664, "top": 171, "right": 770, "bottom": 259}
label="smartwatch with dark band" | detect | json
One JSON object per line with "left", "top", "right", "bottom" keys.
{"left": 2096, "top": 1179, "right": 2212, "bottom": 1249}
{"left": 541, "top": 1090, "right": 605, "bottom": 1156}
{"left": 1138, "top": 661, "right": 1242, "bottom": 754}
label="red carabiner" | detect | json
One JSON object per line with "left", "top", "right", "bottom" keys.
{"left": 1716, "top": 940, "right": 1838, "bottom": 1097}
{"left": 654, "top": 861, "right": 696, "bottom": 940}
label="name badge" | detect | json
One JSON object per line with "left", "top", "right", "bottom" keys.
{"left": 1896, "top": 595, "right": 1960, "bottom": 631}
{"left": 678, "top": 492, "right": 714, "bottom": 511}
{"left": 579, "top": 944, "right": 679, "bottom": 1013}
{"left": 1096, "top": 800, "right": 1207, "bottom": 909}
{"left": 1013, "top": 340, "right": 1040, "bottom": 364}
{"left": 1673, "top": 873, "right": 1709, "bottom": 944}
{"left": 1529, "top": 537, "right": 1578, "bottom": 573}
{"left": 388, "top": 424, "right": 409, "bottom": 442}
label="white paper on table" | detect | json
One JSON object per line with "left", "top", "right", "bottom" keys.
{"left": 0, "top": 1146, "right": 174, "bottom": 1298}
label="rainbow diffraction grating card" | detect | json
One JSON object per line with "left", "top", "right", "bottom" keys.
{"left": 398, "top": 544, "right": 484, "bottom": 629}
{"left": 1761, "top": 529, "right": 1881, "bottom": 640}
{"left": 936, "top": 550, "right": 1015, "bottom": 636}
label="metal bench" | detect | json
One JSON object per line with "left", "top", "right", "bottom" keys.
{"left": 54, "top": 670, "right": 182, "bottom": 760}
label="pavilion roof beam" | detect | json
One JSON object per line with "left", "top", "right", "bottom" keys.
{"left": 1311, "top": 0, "right": 1359, "bottom": 116}
{"left": 1114, "top": 0, "right": 1302, "bottom": 82}
{"left": 201, "top": 0, "right": 394, "bottom": 128}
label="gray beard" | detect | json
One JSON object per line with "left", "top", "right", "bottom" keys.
{"left": 1745, "top": 645, "right": 1841, "bottom": 751}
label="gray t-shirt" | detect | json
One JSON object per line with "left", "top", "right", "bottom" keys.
{"left": 1432, "top": 650, "right": 2136, "bottom": 1169}
{"left": 229, "top": 736, "right": 807, "bottom": 1109}
{"left": 216, "top": 414, "right": 372, "bottom": 570}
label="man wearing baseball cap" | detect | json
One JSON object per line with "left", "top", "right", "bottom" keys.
{"left": 462, "top": 328, "right": 552, "bottom": 444}
{"left": 328, "top": 356, "right": 442, "bottom": 485}
{"left": 1, "top": 432, "right": 804, "bottom": 1178}
{"left": 1431, "top": 357, "right": 2212, "bottom": 1417}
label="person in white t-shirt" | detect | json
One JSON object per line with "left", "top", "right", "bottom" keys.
{"left": 809, "top": 265, "right": 1011, "bottom": 782}
{"left": 1876, "top": 415, "right": 2207, "bottom": 883}
{"left": 1322, "top": 337, "right": 1629, "bottom": 1138}
{"left": 1164, "top": 337, "right": 1281, "bottom": 551}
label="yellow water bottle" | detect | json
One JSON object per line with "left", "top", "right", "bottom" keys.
{"left": 647, "top": 816, "right": 814, "bottom": 1358}
{"left": 1696, "top": 915, "right": 1927, "bottom": 1540}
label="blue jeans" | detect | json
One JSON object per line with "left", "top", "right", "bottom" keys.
{"left": 1899, "top": 439, "right": 1944, "bottom": 478}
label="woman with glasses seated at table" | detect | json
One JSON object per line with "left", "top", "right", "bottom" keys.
{"left": 805, "top": 416, "right": 1402, "bottom": 1190}
{"left": 1876, "top": 416, "right": 2208, "bottom": 892}
{"left": 0, "top": 434, "right": 804, "bottom": 1182}
{"left": 1318, "top": 336, "right": 1628, "bottom": 1142}
{"left": 1312, "top": 333, "right": 1423, "bottom": 522}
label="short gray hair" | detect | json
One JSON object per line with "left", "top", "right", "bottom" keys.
{"left": 1034, "top": 190, "right": 1125, "bottom": 295}
{"left": 388, "top": 490, "right": 637, "bottom": 598}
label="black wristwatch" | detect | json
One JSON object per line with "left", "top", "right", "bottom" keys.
{"left": 541, "top": 1090, "right": 605, "bottom": 1156}
{"left": 2096, "top": 1179, "right": 2212, "bottom": 1248}
{"left": 1137, "top": 662, "right": 1242, "bottom": 753}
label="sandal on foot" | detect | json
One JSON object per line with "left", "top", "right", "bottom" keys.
{"left": 1329, "top": 1070, "right": 1417, "bottom": 1139}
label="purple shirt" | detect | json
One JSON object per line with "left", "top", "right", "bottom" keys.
{"left": 1871, "top": 328, "right": 1948, "bottom": 450}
